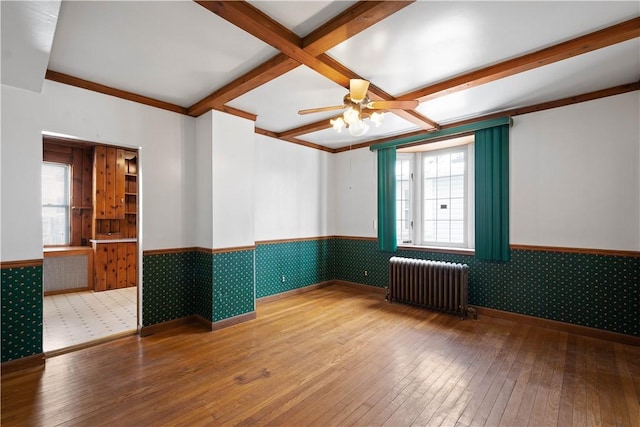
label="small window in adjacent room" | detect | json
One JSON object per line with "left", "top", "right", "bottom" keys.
{"left": 395, "top": 135, "right": 475, "bottom": 249}
{"left": 42, "top": 162, "right": 71, "bottom": 246}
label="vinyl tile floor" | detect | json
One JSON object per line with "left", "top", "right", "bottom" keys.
{"left": 43, "top": 287, "right": 138, "bottom": 353}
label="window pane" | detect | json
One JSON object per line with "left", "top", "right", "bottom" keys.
{"left": 398, "top": 218, "right": 411, "bottom": 243}
{"left": 451, "top": 151, "right": 465, "bottom": 175}
{"left": 436, "top": 221, "right": 450, "bottom": 242}
{"left": 42, "top": 163, "right": 70, "bottom": 245}
{"left": 450, "top": 221, "right": 464, "bottom": 243}
{"left": 42, "top": 206, "right": 68, "bottom": 245}
{"left": 437, "top": 199, "right": 450, "bottom": 220}
{"left": 424, "top": 199, "right": 436, "bottom": 221}
{"left": 437, "top": 153, "right": 450, "bottom": 176}
{"left": 423, "top": 220, "right": 436, "bottom": 241}
{"left": 395, "top": 157, "right": 413, "bottom": 245}
{"left": 436, "top": 176, "right": 450, "bottom": 198}
{"left": 450, "top": 198, "right": 464, "bottom": 220}
{"left": 42, "top": 164, "right": 68, "bottom": 205}
{"left": 396, "top": 159, "right": 411, "bottom": 180}
{"left": 451, "top": 175, "right": 464, "bottom": 198}
{"left": 424, "top": 177, "right": 436, "bottom": 199}
{"left": 423, "top": 156, "right": 437, "bottom": 178}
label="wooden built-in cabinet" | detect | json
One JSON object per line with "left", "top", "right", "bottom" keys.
{"left": 92, "top": 147, "right": 138, "bottom": 291}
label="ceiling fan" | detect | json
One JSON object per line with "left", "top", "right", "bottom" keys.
{"left": 298, "top": 79, "right": 419, "bottom": 136}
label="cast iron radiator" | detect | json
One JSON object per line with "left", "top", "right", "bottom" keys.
{"left": 387, "top": 257, "right": 469, "bottom": 318}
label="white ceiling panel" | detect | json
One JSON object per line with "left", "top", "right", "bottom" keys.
{"left": 248, "top": 1, "right": 357, "bottom": 37}
{"left": 327, "top": 1, "right": 639, "bottom": 97}
{"left": 226, "top": 65, "right": 349, "bottom": 132}
{"left": 48, "top": 1, "right": 278, "bottom": 106}
{"left": 417, "top": 38, "right": 640, "bottom": 124}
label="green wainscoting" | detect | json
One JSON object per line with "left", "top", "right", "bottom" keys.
{"left": 193, "top": 250, "right": 213, "bottom": 322}
{"left": 142, "top": 251, "right": 195, "bottom": 326}
{"left": 255, "top": 239, "right": 334, "bottom": 298}
{"left": 334, "top": 238, "right": 640, "bottom": 336}
{"left": 213, "top": 249, "right": 255, "bottom": 322}
{"left": 1, "top": 265, "right": 43, "bottom": 362}
{"left": 3, "top": 238, "right": 637, "bottom": 364}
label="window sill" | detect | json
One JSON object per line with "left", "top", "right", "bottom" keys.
{"left": 397, "top": 244, "right": 475, "bottom": 256}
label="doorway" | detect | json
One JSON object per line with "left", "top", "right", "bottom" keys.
{"left": 42, "top": 135, "right": 140, "bottom": 353}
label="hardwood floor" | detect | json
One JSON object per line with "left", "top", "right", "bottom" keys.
{"left": 2, "top": 284, "right": 639, "bottom": 426}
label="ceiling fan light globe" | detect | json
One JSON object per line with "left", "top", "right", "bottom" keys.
{"left": 370, "top": 112, "right": 385, "bottom": 127}
{"left": 348, "top": 119, "right": 368, "bottom": 137}
{"left": 330, "top": 117, "right": 345, "bottom": 132}
{"left": 343, "top": 107, "right": 360, "bottom": 126}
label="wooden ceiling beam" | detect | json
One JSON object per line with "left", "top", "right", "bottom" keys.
{"left": 331, "top": 80, "right": 640, "bottom": 153}
{"left": 191, "top": 1, "right": 437, "bottom": 128}
{"left": 188, "top": 54, "right": 299, "bottom": 116}
{"left": 195, "top": 1, "right": 350, "bottom": 86}
{"left": 302, "top": 1, "right": 414, "bottom": 56}
{"left": 190, "top": 1, "right": 413, "bottom": 116}
{"left": 399, "top": 16, "right": 640, "bottom": 103}
{"left": 277, "top": 118, "right": 332, "bottom": 139}
{"left": 46, "top": 70, "right": 188, "bottom": 115}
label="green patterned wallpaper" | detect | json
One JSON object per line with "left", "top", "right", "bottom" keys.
{"left": 142, "top": 252, "right": 195, "bottom": 326}
{"left": 256, "top": 239, "right": 334, "bottom": 298}
{"left": 212, "top": 250, "right": 255, "bottom": 322}
{"left": 1, "top": 266, "right": 43, "bottom": 362}
{"left": 335, "top": 238, "right": 640, "bottom": 336}
{"left": 193, "top": 251, "right": 213, "bottom": 322}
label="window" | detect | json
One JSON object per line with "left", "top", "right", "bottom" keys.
{"left": 395, "top": 156, "right": 413, "bottom": 244}
{"left": 396, "top": 138, "right": 474, "bottom": 248}
{"left": 42, "top": 162, "right": 71, "bottom": 245}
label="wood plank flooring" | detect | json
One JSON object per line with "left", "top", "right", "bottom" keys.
{"left": 2, "top": 284, "right": 639, "bottom": 426}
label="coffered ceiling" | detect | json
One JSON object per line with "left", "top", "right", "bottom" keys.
{"left": 2, "top": 1, "right": 639, "bottom": 151}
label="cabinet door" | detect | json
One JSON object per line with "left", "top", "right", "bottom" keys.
{"left": 94, "top": 146, "right": 107, "bottom": 219}
{"left": 94, "top": 146, "right": 125, "bottom": 219}
{"left": 94, "top": 243, "right": 108, "bottom": 291}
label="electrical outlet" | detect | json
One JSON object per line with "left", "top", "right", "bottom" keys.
{"left": 364, "top": 270, "right": 368, "bottom": 276}
{"left": 281, "top": 275, "right": 286, "bottom": 283}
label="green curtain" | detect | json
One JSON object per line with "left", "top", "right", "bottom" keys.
{"left": 377, "top": 147, "right": 397, "bottom": 252}
{"left": 475, "top": 124, "right": 510, "bottom": 261}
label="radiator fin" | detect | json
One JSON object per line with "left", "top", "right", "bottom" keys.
{"left": 388, "top": 257, "right": 469, "bottom": 318}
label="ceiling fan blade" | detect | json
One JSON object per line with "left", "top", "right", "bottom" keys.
{"left": 367, "top": 100, "right": 419, "bottom": 110}
{"left": 298, "top": 105, "right": 346, "bottom": 115}
{"left": 350, "top": 79, "right": 370, "bottom": 103}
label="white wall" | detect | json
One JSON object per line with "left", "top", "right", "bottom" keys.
{"left": 194, "top": 111, "right": 213, "bottom": 249}
{"left": 211, "top": 111, "right": 255, "bottom": 249}
{"left": 1, "top": 80, "right": 196, "bottom": 261}
{"left": 2, "top": 79, "right": 637, "bottom": 261}
{"left": 254, "top": 135, "right": 333, "bottom": 241}
{"left": 331, "top": 147, "right": 377, "bottom": 238}
{"left": 331, "top": 93, "right": 640, "bottom": 251}
{"left": 511, "top": 92, "right": 639, "bottom": 251}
